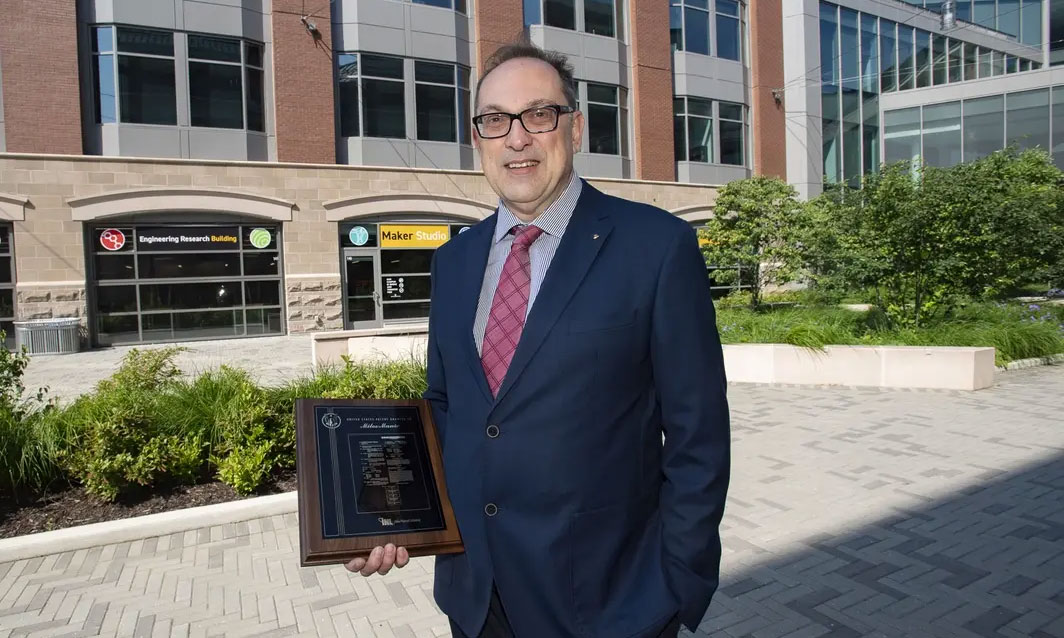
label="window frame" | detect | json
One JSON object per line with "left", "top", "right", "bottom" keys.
{"left": 90, "top": 25, "right": 266, "bottom": 132}
{"left": 337, "top": 53, "right": 472, "bottom": 146}
{"left": 673, "top": 96, "right": 747, "bottom": 168}
{"left": 584, "top": 82, "right": 623, "bottom": 156}
{"left": 671, "top": 0, "right": 748, "bottom": 61}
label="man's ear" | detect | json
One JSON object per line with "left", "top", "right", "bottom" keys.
{"left": 570, "top": 110, "right": 585, "bottom": 153}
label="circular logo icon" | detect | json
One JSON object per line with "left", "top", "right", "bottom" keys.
{"left": 321, "top": 412, "right": 341, "bottom": 430}
{"left": 99, "top": 228, "right": 126, "bottom": 251}
{"left": 349, "top": 226, "right": 369, "bottom": 246}
{"left": 248, "top": 228, "right": 272, "bottom": 249}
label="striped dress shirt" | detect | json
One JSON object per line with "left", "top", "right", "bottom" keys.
{"left": 472, "top": 172, "right": 583, "bottom": 355}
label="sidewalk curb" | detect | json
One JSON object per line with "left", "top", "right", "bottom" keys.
{"left": 0, "top": 491, "right": 298, "bottom": 564}
{"left": 998, "top": 353, "right": 1064, "bottom": 371}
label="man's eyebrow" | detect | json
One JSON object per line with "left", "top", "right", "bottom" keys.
{"left": 476, "top": 98, "right": 559, "bottom": 115}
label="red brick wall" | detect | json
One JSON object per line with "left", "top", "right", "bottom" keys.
{"left": 272, "top": 0, "right": 336, "bottom": 164}
{"left": 749, "top": 0, "right": 786, "bottom": 180}
{"left": 0, "top": 0, "right": 82, "bottom": 154}
{"left": 629, "top": 0, "right": 675, "bottom": 182}
{"left": 474, "top": 0, "right": 524, "bottom": 73}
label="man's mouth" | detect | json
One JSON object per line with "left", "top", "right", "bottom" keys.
{"left": 505, "top": 160, "right": 539, "bottom": 169}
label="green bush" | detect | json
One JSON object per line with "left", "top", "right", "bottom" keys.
{"left": 62, "top": 347, "right": 209, "bottom": 501}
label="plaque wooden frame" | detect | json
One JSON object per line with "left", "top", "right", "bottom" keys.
{"left": 295, "top": 398, "right": 463, "bottom": 566}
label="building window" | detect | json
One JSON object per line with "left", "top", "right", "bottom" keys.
{"left": 932, "top": 35, "right": 947, "bottom": 85}
{"left": 411, "top": 0, "right": 467, "bottom": 12}
{"left": 718, "top": 102, "right": 745, "bottom": 166}
{"left": 90, "top": 224, "right": 283, "bottom": 345}
{"left": 922, "top": 101, "right": 962, "bottom": 167}
{"left": 585, "top": 83, "right": 622, "bottom": 155}
{"left": 189, "top": 35, "right": 244, "bottom": 129}
{"left": 525, "top": 0, "right": 622, "bottom": 37}
{"left": 245, "top": 43, "right": 265, "bottom": 132}
{"left": 91, "top": 26, "right": 264, "bottom": 131}
{"left": 337, "top": 53, "right": 406, "bottom": 139}
{"left": 545, "top": 0, "right": 576, "bottom": 30}
{"left": 673, "top": 96, "right": 745, "bottom": 166}
{"left": 963, "top": 95, "right": 1004, "bottom": 162}
{"left": 716, "top": 0, "right": 741, "bottom": 61}
{"left": 1007, "top": 88, "right": 1050, "bottom": 151}
{"left": 671, "top": 0, "right": 710, "bottom": 57}
{"left": 338, "top": 55, "right": 470, "bottom": 144}
{"left": 93, "top": 26, "right": 177, "bottom": 125}
{"left": 0, "top": 226, "right": 13, "bottom": 350}
{"left": 674, "top": 97, "right": 712, "bottom": 163}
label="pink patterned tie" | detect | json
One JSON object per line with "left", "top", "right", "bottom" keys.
{"left": 481, "top": 224, "right": 544, "bottom": 396}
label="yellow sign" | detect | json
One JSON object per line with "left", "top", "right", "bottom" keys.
{"left": 379, "top": 225, "right": 451, "bottom": 248}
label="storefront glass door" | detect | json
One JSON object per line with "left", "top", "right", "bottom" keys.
{"left": 344, "top": 249, "right": 381, "bottom": 329}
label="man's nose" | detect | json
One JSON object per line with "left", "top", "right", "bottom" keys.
{"left": 505, "top": 118, "right": 532, "bottom": 150}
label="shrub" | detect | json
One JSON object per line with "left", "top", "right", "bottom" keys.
{"left": 62, "top": 347, "right": 209, "bottom": 501}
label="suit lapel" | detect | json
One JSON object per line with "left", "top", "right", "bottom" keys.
{"left": 493, "top": 185, "right": 613, "bottom": 406}
{"left": 456, "top": 216, "right": 496, "bottom": 404}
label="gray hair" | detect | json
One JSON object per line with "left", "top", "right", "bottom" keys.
{"left": 475, "top": 42, "right": 578, "bottom": 111}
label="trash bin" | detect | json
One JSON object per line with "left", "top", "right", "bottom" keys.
{"left": 13, "top": 318, "right": 81, "bottom": 355}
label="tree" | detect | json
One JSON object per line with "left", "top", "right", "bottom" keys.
{"left": 699, "top": 176, "right": 808, "bottom": 307}
{"left": 804, "top": 148, "right": 1064, "bottom": 326}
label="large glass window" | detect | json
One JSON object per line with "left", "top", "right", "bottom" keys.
{"left": 963, "top": 95, "right": 1004, "bottom": 162}
{"left": 862, "top": 14, "right": 880, "bottom": 176}
{"left": 716, "top": 0, "right": 741, "bottom": 61}
{"left": 897, "top": 27, "right": 915, "bottom": 90}
{"left": 964, "top": 43, "right": 979, "bottom": 81}
{"left": 337, "top": 53, "right": 405, "bottom": 139}
{"left": 1006, "top": 89, "right": 1050, "bottom": 152}
{"left": 0, "top": 226, "right": 13, "bottom": 350}
{"left": 91, "top": 225, "right": 283, "bottom": 345}
{"left": 674, "top": 97, "right": 713, "bottom": 163}
{"left": 1053, "top": 86, "right": 1064, "bottom": 169}
{"left": 915, "top": 30, "right": 932, "bottom": 88}
{"left": 922, "top": 102, "right": 962, "bottom": 167}
{"left": 412, "top": 0, "right": 466, "bottom": 11}
{"left": 948, "top": 39, "right": 963, "bottom": 83}
{"left": 880, "top": 20, "right": 897, "bottom": 93}
{"left": 979, "top": 47, "right": 993, "bottom": 78}
{"left": 116, "top": 27, "right": 176, "bottom": 125}
{"left": 684, "top": 0, "right": 711, "bottom": 56}
{"left": 718, "top": 102, "right": 745, "bottom": 166}
{"left": 821, "top": 1, "right": 841, "bottom": 183}
{"left": 91, "top": 26, "right": 263, "bottom": 130}
{"left": 586, "top": 83, "right": 622, "bottom": 155}
{"left": 415, "top": 61, "right": 457, "bottom": 143}
{"left": 840, "top": 8, "right": 861, "bottom": 183}
{"left": 545, "top": 0, "right": 576, "bottom": 30}
{"left": 188, "top": 35, "right": 243, "bottom": 129}
{"left": 999, "top": 0, "right": 1020, "bottom": 38}
{"left": 883, "top": 107, "right": 922, "bottom": 166}
{"left": 584, "top": 0, "right": 615, "bottom": 37}
{"left": 932, "top": 35, "right": 947, "bottom": 85}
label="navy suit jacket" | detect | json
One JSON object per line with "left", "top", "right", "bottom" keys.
{"left": 423, "top": 181, "right": 730, "bottom": 638}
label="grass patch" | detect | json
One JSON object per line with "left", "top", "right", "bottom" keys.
{"left": 716, "top": 301, "right": 1064, "bottom": 367}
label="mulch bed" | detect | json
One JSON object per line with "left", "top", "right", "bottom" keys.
{"left": 0, "top": 470, "right": 298, "bottom": 539}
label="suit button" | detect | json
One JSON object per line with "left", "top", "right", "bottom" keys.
{"left": 486, "top": 424, "right": 500, "bottom": 438}
{"left": 484, "top": 503, "right": 498, "bottom": 517}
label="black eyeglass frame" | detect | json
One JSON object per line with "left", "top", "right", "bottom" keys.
{"left": 471, "top": 104, "right": 576, "bottom": 139}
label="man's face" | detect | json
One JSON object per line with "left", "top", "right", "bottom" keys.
{"left": 474, "top": 57, "right": 584, "bottom": 219}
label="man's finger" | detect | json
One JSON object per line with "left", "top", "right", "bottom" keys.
{"left": 396, "top": 547, "right": 410, "bottom": 568}
{"left": 378, "top": 544, "right": 397, "bottom": 575}
{"left": 359, "top": 546, "right": 383, "bottom": 577}
{"left": 345, "top": 557, "right": 366, "bottom": 573}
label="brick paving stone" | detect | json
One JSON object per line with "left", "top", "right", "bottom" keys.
{"left": 2, "top": 366, "right": 1063, "bottom": 636}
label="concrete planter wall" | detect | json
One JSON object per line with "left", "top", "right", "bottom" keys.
{"left": 722, "top": 344, "right": 996, "bottom": 391}
{"left": 312, "top": 331, "right": 998, "bottom": 391}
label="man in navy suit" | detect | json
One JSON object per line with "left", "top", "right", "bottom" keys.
{"left": 346, "top": 42, "right": 730, "bottom": 638}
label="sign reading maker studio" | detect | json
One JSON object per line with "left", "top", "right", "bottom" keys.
{"left": 379, "top": 225, "right": 449, "bottom": 248}
{"left": 136, "top": 226, "right": 241, "bottom": 252}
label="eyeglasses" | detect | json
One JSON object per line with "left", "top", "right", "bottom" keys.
{"left": 472, "top": 104, "right": 575, "bottom": 139}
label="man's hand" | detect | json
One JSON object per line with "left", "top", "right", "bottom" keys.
{"left": 344, "top": 544, "right": 410, "bottom": 576}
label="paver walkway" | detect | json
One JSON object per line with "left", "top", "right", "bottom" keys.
{"left": 1, "top": 364, "right": 1062, "bottom": 637}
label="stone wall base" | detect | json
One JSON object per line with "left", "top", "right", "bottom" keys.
{"left": 16, "top": 285, "right": 87, "bottom": 321}
{"left": 286, "top": 277, "right": 343, "bottom": 333}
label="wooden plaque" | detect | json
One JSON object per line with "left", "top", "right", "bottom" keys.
{"left": 295, "top": 398, "right": 463, "bottom": 566}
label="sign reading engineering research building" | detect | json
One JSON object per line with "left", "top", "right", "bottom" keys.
{"left": 134, "top": 226, "right": 251, "bottom": 251}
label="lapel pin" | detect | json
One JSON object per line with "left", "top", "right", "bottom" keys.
{"left": 592, "top": 234, "right": 600, "bottom": 240}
